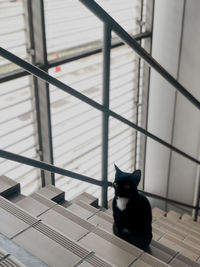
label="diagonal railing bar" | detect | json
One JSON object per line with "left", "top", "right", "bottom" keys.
{"left": 0, "top": 31, "right": 151, "bottom": 84}
{"left": 0, "top": 149, "right": 198, "bottom": 211}
{"left": 139, "top": 189, "right": 199, "bottom": 210}
{"left": 0, "top": 47, "right": 199, "bottom": 165}
{"left": 0, "top": 149, "right": 110, "bottom": 187}
{"left": 79, "top": 0, "right": 200, "bottom": 110}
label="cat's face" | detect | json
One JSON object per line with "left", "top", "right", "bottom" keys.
{"left": 113, "top": 165, "right": 141, "bottom": 199}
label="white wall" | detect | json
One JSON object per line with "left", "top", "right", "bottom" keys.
{"left": 144, "top": 0, "right": 200, "bottom": 210}
{"left": 167, "top": 0, "right": 200, "bottom": 208}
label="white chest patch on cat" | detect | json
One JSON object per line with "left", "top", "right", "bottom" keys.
{"left": 116, "top": 197, "right": 129, "bottom": 211}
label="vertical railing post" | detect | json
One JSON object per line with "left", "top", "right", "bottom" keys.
{"left": 23, "top": 0, "right": 54, "bottom": 186}
{"left": 137, "top": 0, "right": 154, "bottom": 190}
{"left": 193, "top": 163, "right": 200, "bottom": 221}
{"left": 101, "top": 23, "right": 111, "bottom": 208}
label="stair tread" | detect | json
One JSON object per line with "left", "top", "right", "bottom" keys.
{"left": 167, "top": 211, "right": 181, "bottom": 221}
{"left": 0, "top": 233, "right": 48, "bottom": 267}
{"left": 67, "top": 202, "right": 96, "bottom": 220}
{"left": 0, "top": 254, "right": 26, "bottom": 267}
{"left": 88, "top": 212, "right": 113, "bottom": 234}
{"left": 13, "top": 226, "right": 82, "bottom": 267}
{"left": 131, "top": 253, "right": 169, "bottom": 266}
{"left": 170, "top": 254, "right": 200, "bottom": 267}
{"left": 36, "top": 185, "right": 65, "bottom": 203}
{"left": 149, "top": 239, "right": 177, "bottom": 263}
{"left": 39, "top": 208, "right": 90, "bottom": 241}
{"left": 79, "top": 231, "right": 142, "bottom": 267}
{"left": 2, "top": 188, "right": 200, "bottom": 266}
{"left": 71, "top": 192, "right": 98, "bottom": 207}
{"left": 17, "top": 194, "right": 56, "bottom": 217}
{"left": 152, "top": 208, "right": 166, "bottom": 218}
{"left": 153, "top": 219, "right": 187, "bottom": 240}
{"left": 0, "top": 175, "right": 20, "bottom": 198}
{"left": 159, "top": 234, "right": 200, "bottom": 261}
{"left": 181, "top": 213, "right": 193, "bottom": 222}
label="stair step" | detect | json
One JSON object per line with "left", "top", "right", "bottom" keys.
{"left": 0, "top": 196, "right": 39, "bottom": 239}
{"left": 149, "top": 239, "right": 177, "bottom": 264}
{"left": 88, "top": 211, "right": 113, "bottom": 234}
{"left": 181, "top": 213, "right": 193, "bottom": 222}
{"left": 167, "top": 211, "right": 181, "bottom": 221}
{"left": 84, "top": 201, "right": 200, "bottom": 265}
{"left": 159, "top": 234, "right": 200, "bottom": 261}
{"left": 2, "top": 188, "right": 200, "bottom": 266}
{"left": 13, "top": 221, "right": 114, "bottom": 267}
{"left": 17, "top": 193, "right": 57, "bottom": 217}
{"left": 0, "top": 233, "right": 48, "bottom": 267}
{"left": 6, "top": 193, "right": 26, "bottom": 203}
{"left": 79, "top": 228, "right": 143, "bottom": 267}
{"left": 152, "top": 207, "right": 166, "bottom": 218}
{"left": 36, "top": 184, "right": 65, "bottom": 203}
{"left": 0, "top": 196, "right": 114, "bottom": 267}
{"left": 14, "top": 193, "right": 149, "bottom": 266}
{"left": 71, "top": 192, "right": 99, "bottom": 207}
{"left": 153, "top": 219, "right": 187, "bottom": 240}
{"left": 12, "top": 223, "right": 86, "bottom": 267}
{"left": 39, "top": 206, "right": 93, "bottom": 242}
{"left": 130, "top": 253, "right": 169, "bottom": 267}
{"left": 76, "top": 201, "right": 188, "bottom": 265}
{"left": 184, "top": 235, "right": 200, "bottom": 248}
{"left": 67, "top": 200, "right": 99, "bottom": 220}
{"left": 0, "top": 175, "right": 20, "bottom": 198}
{"left": 0, "top": 253, "right": 26, "bottom": 267}
{"left": 170, "top": 254, "right": 200, "bottom": 267}
{"left": 152, "top": 226, "right": 165, "bottom": 241}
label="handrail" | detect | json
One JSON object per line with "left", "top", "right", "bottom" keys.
{"left": 0, "top": 47, "right": 199, "bottom": 166}
{"left": 79, "top": 0, "right": 200, "bottom": 110}
{"left": 0, "top": 150, "right": 108, "bottom": 187}
{"left": 0, "top": 149, "right": 198, "bottom": 211}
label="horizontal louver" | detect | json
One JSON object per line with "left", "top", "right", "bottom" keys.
{"left": 0, "top": 76, "right": 40, "bottom": 195}
{"left": 50, "top": 45, "right": 139, "bottom": 200}
{"left": 0, "top": 0, "right": 27, "bottom": 74}
{"left": 44, "top": 0, "right": 141, "bottom": 59}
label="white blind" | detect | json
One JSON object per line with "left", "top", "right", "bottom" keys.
{"left": 0, "top": 0, "right": 28, "bottom": 74}
{"left": 0, "top": 76, "right": 40, "bottom": 195}
{"left": 0, "top": 0, "right": 40, "bottom": 195}
{"left": 44, "top": 0, "right": 141, "bottom": 59}
{"left": 50, "top": 45, "right": 139, "bottom": 201}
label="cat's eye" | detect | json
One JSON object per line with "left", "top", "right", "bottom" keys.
{"left": 124, "top": 184, "right": 130, "bottom": 190}
{"left": 113, "top": 182, "right": 118, "bottom": 188}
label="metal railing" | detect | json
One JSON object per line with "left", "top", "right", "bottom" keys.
{"left": 0, "top": 0, "right": 200, "bottom": 217}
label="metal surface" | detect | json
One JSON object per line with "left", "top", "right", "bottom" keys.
{"left": 0, "top": 149, "right": 111, "bottom": 188}
{"left": 193, "top": 162, "right": 200, "bottom": 221}
{"left": 0, "top": 47, "right": 199, "bottom": 166}
{"left": 101, "top": 24, "right": 111, "bottom": 208}
{"left": 25, "top": 0, "right": 54, "bottom": 186}
{"left": 79, "top": 0, "right": 200, "bottom": 110}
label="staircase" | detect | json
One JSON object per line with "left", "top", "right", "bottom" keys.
{"left": 0, "top": 176, "right": 200, "bottom": 267}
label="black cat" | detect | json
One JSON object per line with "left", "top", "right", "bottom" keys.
{"left": 112, "top": 165, "right": 152, "bottom": 250}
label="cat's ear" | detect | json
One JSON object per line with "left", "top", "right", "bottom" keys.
{"left": 132, "top": 169, "right": 141, "bottom": 186}
{"left": 114, "top": 164, "right": 122, "bottom": 174}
